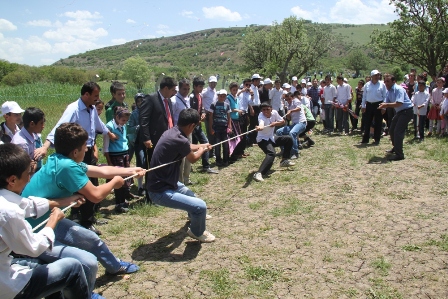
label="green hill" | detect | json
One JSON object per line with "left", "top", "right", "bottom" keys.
{"left": 54, "top": 24, "right": 391, "bottom": 79}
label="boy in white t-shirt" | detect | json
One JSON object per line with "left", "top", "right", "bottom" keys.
{"left": 253, "top": 102, "right": 295, "bottom": 182}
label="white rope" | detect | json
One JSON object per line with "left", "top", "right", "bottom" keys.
{"left": 32, "top": 202, "right": 78, "bottom": 232}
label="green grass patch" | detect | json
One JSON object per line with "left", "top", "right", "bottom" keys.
{"left": 401, "top": 244, "right": 422, "bottom": 252}
{"left": 270, "top": 197, "right": 314, "bottom": 217}
{"left": 371, "top": 257, "right": 391, "bottom": 276}
{"left": 200, "top": 268, "right": 236, "bottom": 297}
{"left": 425, "top": 234, "right": 448, "bottom": 251}
{"left": 367, "top": 278, "right": 402, "bottom": 299}
{"left": 244, "top": 265, "right": 282, "bottom": 291}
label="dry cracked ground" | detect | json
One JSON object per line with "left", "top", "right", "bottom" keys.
{"left": 93, "top": 125, "right": 448, "bottom": 299}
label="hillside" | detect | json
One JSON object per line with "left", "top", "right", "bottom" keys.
{"left": 54, "top": 24, "right": 391, "bottom": 78}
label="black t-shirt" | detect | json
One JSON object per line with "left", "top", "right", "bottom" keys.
{"left": 148, "top": 126, "right": 191, "bottom": 192}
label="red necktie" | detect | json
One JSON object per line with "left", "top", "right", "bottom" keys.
{"left": 197, "top": 93, "right": 202, "bottom": 113}
{"left": 163, "top": 98, "right": 173, "bottom": 128}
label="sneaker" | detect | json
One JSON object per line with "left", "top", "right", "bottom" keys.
{"left": 253, "top": 172, "right": 264, "bottom": 182}
{"left": 138, "top": 188, "right": 146, "bottom": 196}
{"left": 290, "top": 154, "right": 298, "bottom": 160}
{"left": 86, "top": 225, "right": 102, "bottom": 236}
{"left": 91, "top": 292, "right": 106, "bottom": 299}
{"left": 204, "top": 167, "right": 219, "bottom": 174}
{"left": 187, "top": 228, "right": 216, "bottom": 243}
{"left": 115, "top": 203, "right": 129, "bottom": 213}
{"left": 107, "top": 260, "right": 140, "bottom": 275}
{"left": 187, "top": 214, "right": 213, "bottom": 220}
{"left": 280, "top": 159, "right": 295, "bottom": 167}
{"left": 307, "top": 139, "right": 315, "bottom": 147}
{"left": 95, "top": 218, "right": 108, "bottom": 225}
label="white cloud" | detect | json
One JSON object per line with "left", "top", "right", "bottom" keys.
{"left": 181, "top": 10, "right": 193, "bottom": 16}
{"left": 27, "top": 20, "right": 52, "bottom": 27}
{"left": 202, "top": 6, "right": 242, "bottom": 22}
{"left": 291, "top": 6, "right": 311, "bottom": 19}
{"left": 0, "top": 19, "right": 17, "bottom": 31}
{"left": 126, "top": 19, "right": 136, "bottom": 24}
{"left": 157, "top": 24, "right": 169, "bottom": 29}
{"left": 62, "top": 10, "right": 102, "bottom": 20}
{"left": 112, "top": 38, "right": 127, "bottom": 44}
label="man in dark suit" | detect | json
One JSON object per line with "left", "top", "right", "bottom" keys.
{"left": 138, "top": 77, "right": 177, "bottom": 202}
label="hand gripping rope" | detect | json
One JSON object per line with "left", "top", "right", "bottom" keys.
{"left": 32, "top": 125, "right": 274, "bottom": 231}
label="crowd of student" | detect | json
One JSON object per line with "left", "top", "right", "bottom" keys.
{"left": 1, "top": 64, "right": 448, "bottom": 298}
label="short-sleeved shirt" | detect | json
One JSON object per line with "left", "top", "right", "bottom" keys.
{"left": 210, "top": 101, "right": 230, "bottom": 130}
{"left": 385, "top": 84, "right": 413, "bottom": 113}
{"left": 148, "top": 126, "right": 191, "bottom": 193}
{"left": 288, "top": 99, "right": 307, "bottom": 124}
{"left": 22, "top": 153, "right": 89, "bottom": 228}
{"left": 256, "top": 110, "right": 283, "bottom": 143}
{"left": 226, "top": 94, "right": 239, "bottom": 120}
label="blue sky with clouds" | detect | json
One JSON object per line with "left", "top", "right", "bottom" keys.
{"left": 0, "top": 0, "right": 398, "bottom": 66}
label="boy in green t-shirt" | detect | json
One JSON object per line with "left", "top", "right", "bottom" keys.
{"left": 22, "top": 123, "right": 145, "bottom": 278}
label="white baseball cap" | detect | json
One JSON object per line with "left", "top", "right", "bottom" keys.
{"left": 442, "top": 88, "right": 448, "bottom": 94}
{"left": 343, "top": 78, "right": 348, "bottom": 83}
{"left": 291, "top": 76, "right": 298, "bottom": 81}
{"left": 208, "top": 76, "right": 217, "bottom": 82}
{"left": 217, "top": 89, "right": 228, "bottom": 95}
{"left": 306, "top": 82, "right": 312, "bottom": 86}
{"left": 263, "top": 78, "right": 272, "bottom": 84}
{"left": 251, "top": 73, "right": 262, "bottom": 80}
{"left": 282, "top": 83, "right": 291, "bottom": 89}
{"left": 1, "top": 101, "right": 24, "bottom": 117}
{"left": 301, "top": 79, "right": 307, "bottom": 84}
{"left": 371, "top": 70, "right": 380, "bottom": 76}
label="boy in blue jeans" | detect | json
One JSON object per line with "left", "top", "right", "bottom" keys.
{"left": 22, "top": 123, "right": 145, "bottom": 282}
{"left": 209, "top": 89, "right": 232, "bottom": 166}
{"left": 0, "top": 143, "right": 96, "bottom": 299}
{"left": 148, "top": 108, "right": 215, "bottom": 243}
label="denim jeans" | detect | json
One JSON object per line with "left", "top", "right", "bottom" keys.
{"left": 275, "top": 122, "right": 306, "bottom": 155}
{"left": 323, "top": 104, "right": 334, "bottom": 130}
{"left": 149, "top": 182, "right": 207, "bottom": 237}
{"left": 39, "top": 219, "right": 122, "bottom": 292}
{"left": 13, "top": 257, "right": 89, "bottom": 299}
{"left": 192, "top": 124, "right": 210, "bottom": 169}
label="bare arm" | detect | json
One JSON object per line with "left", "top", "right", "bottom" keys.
{"left": 86, "top": 165, "right": 145, "bottom": 179}
{"left": 77, "top": 177, "right": 124, "bottom": 203}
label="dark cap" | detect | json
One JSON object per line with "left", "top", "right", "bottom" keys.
{"left": 134, "top": 93, "right": 145, "bottom": 101}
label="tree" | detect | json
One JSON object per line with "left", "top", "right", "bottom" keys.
{"left": 122, "top": 56, "right": 151, "bottom": 90}
{"left": 371, "top": 0, "right": 448, "bottom": 76}
{"left": 347, "top": 49, "right": 369, "bottom": 78}
{"left": 240, "top": 16, "right": 335, "bottom": 82}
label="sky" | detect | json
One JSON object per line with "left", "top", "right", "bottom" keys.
{"left": 0, "top": 0, "right": 398, "bottom": 66}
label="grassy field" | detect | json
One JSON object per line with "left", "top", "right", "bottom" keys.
{"left": 2, "top": 83, "right": 448, "bottom": 298}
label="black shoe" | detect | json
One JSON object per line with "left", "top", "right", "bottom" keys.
{"left": 87, "top": 225, "right": 102, "bottom": 235}
{"left": 307, "top": 139, "right": 315, "bottom": 147}
{"left": 372, "top": 141, "right": 380, "bottom": 145}
{"left": 385, "top": 148, "right": 395, "bottom": 154}
{"left": 137, "top": 188, "right": 145, "bottom": 196}
{"left": 388, "top": 155, "right": 405, "bottom": 161}
{"left": 126, "top": 193, "right": 140, "bottom": 200}
{"left": 360, "top": 140, "right": 369, "bottom": 144}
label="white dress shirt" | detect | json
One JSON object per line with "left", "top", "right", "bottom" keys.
{"left": 249, "top": 84, "right": 260, "bottom": 106}
{"left": 0, "top": 189, "right": 53, "bottom": 299}
{"left": 323, "top": 84, "right": 337, "bottom": 104}
{"left": 201, "top": 86, "right": 217, "bottom": 112}
{"left": 411, "top": 91, "right": 430, "bottom": 115}
{"left": 171, "top": 92, "right": 190, "bottom": 126}
{"left": 336, "top": 83, "right": 352, "bottom": 105}
{"left": 269, "top": 88, "right": 284, "bottom": 111}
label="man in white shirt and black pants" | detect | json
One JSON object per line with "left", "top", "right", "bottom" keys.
{"left": 361, "top": 70, "right": 387, "bottom": 144}
{"left": 248, "top": 74, "right": 262, "bottom": 145}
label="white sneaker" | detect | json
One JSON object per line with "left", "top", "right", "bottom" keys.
{"left": 280, "top": 159, "right": 295, "bottom": 167}
{"left": 253, "top": 172, "right": 264, "bottom": 182}
{"left": 187, "top": 228, "right": 216, "bottom": 243}
{"left": 186, "top": 214, "right": 212, "bottom": 220}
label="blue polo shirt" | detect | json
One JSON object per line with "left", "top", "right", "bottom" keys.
{"left": 22, "top": 153, "right": 89, "bottom": 228}
{"left": 386, "top": 84, "right": 413, "bottom": 112}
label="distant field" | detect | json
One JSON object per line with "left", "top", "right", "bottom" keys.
{"left": 331, "top": 24, "right": 390, "bottom": 46}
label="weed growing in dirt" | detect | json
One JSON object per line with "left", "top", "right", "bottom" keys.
{"left": 244, "top": 265, "right": 282, "bottom": 291}
{"left": 401, "top": 244, "right": 422, "bottom": 251}
{"left": 200, "top": 268, "right": 236, "bottom": 297}
{"left": 425, "top": 234, "right": 448, "bottom": 251}
{"left": 367, "top": 278, "right": 402, "bottom": 299}
{"left": 371, "top": 257, "right": 391, "bottom": 276}
{"left": 270, "top": 198, "right": 314, "bottom": 217}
